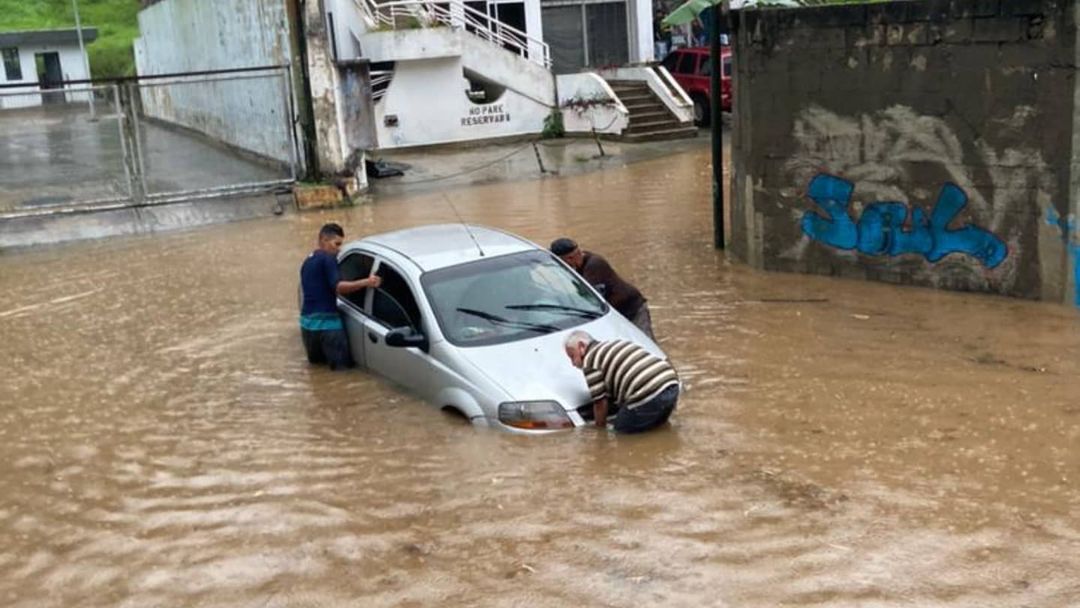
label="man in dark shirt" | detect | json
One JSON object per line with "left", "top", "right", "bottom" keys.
{"left": 300, "top": 223, "right": 381, "bottom": 370}
{"left": 550, "top": 237, "right": 654, "bottom": 338}
{"left": 564, "top": 330, "right": 679, "bottom": 433}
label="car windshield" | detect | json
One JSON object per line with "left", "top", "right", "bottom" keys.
{"left": 421, "top": 250, "right": 608, "bottom": 347}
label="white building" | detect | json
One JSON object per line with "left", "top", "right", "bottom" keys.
{"left": 323, "top": 0, "right": 692, "bottom": 150}
{"left": 0, "top": 28, "right": 97, "bottom": 109}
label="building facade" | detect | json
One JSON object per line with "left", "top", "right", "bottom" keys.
{"left": 0, "top": 28, "right": 97, "bottom": 109}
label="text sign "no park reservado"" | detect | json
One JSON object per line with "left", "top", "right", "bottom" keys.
{"left": 462, "top": 104, "right": 511, "bottom": 127}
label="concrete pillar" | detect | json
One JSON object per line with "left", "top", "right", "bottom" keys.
{"left": 302, "top": 0, "right": 351, "bottom": 177}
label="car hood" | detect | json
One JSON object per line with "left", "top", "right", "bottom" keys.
{"left": 451, "top": 312, "right": 664, "bottom": 412}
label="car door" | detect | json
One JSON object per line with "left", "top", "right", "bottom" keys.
{"left": 337, "top": 249, "right": 377, "bottom": 368}
{"left": 360, "top": 259, "right": 438, "bottom": 400}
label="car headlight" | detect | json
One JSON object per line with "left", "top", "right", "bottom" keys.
{"left": 498, "top": 401, "right": 574, "bottom": 430}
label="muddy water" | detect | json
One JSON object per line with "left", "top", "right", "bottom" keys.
{"left": 2, "top": 148, "right": 1079, "bottom": 607}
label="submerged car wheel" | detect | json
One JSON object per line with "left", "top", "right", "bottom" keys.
{"left": 440, "top": 406, "right": 471, "bottom": 424}
{"left": 693, "top": 95, "right": 711, "bottom": 127}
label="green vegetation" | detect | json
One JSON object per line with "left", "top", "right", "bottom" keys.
{"left": 0, "top": 0, "right": 140, "bottom": 78}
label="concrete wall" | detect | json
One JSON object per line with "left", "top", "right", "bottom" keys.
{"left": 557, "top": 72, "right": 628, "bottom": 135}
{"left": 730, "top": 0, "right": 1079, "bottom": 306}
{"left": 133, "top": 0, "right": 294, "bottom": 164}
{"left": 373, "top": 56, "right": 551, "bottom": 149}
{"left": 0, "top": 42, "right": 92, "bottom": 109}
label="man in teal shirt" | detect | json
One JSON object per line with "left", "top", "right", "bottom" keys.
{"left": 299, "top": 223, "right": 381, "bottom": 370}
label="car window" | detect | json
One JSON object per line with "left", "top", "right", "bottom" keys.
{"left": 339, "top": 251, "right": 375, "bottom": 309}
{"left": 373, "top": 262, "right": 422, "bottom": 330}
{"left": 676, "top": 52, "right": 694, "bottom": 74}
{"left": 421, "top": 250, "right": 608, "bottom": 347}
{"left": 722, "top": 56, "right": 732, "bottom": 77}
{"left": 699, "top": 57, "right": 711, "bottom": 76}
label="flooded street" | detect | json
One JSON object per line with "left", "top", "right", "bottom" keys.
{"left": 2, "top": 147, "right": 1079, "bottom": 607}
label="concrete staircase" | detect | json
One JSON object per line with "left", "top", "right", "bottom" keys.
{"left": 607, "top": 80, "right": 696, "bottom": 142}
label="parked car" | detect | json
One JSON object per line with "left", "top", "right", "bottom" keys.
{"left": 335, "top": 224, "right": 668, "bottom": 433}
{"left": 660, "top": 46, "right": 732, "bottom": 126}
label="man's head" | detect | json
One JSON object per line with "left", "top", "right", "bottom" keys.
{"left": 318, "top": 223, "right": 345, "bottom": 255}
{"left": 550, "top": 237, "right": 585, "bottom": 271}
{"left": 564, "top": 330, "right": 595, "bottom": 368}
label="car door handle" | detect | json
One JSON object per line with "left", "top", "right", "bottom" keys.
{"left": 368, "top": 332, "right": 378, "bottom": 344}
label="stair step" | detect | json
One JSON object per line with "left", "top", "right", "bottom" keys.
{"left": 610, "top": 85, "right": 650, "bottom": 94}
{"left": 625, "top": 103, "right": 668, "bottom": 115}
{"left": 617, "top": 93, "right": 655, "bottom": 104}
{"left": 628, "top": 117, "right": 681, "bottom": 131}
{"left": 622, "top": 126, "right": 698, "bottom": 143}
{"left": 628, "top": 109, "right": 671, "bottom": 122}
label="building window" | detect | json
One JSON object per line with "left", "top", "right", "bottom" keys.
{"left": 2, "top": 48, "right": 22, "bottom": 81}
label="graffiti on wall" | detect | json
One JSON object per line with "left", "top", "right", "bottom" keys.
{"left": 801, "top": 173, "right": 1008, "bottom": 269}
{"left": 1045, "top": 206, "right": 1080, "bottom": 307}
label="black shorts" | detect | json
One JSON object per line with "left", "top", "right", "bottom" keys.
{"left": 301, "top": 328, "right": 354, "bottom": 371}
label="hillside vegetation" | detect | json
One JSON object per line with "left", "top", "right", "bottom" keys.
{"left": 0, "top": 0, "right": 140, "bottom": 78}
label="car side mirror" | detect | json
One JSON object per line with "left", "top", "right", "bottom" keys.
{"left": 385, "top": 326, "right": 429, "bottom": 352}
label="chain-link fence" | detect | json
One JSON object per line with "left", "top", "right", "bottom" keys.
{"left": 0, "top": 66, "right": 297, "bottom": 218}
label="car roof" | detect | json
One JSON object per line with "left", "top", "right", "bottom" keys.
{"left": 352, "top": 224, "right": 537, "bottom": 272}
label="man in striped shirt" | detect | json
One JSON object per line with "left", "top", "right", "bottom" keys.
{"left": 564, "top": 331, "right": 680, "bottom": 433}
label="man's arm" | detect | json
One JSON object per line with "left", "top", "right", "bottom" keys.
{"left": 593, "top": 397, "right": 609, "bottom": 428}
{"left": 337, "top": 274, "right": 381, "bottom": 295}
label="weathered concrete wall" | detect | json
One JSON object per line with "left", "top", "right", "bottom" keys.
{"left": 133, "top": 0, "right": 295, "bottom": 164}
{"left": 731, "top": 0, "right": 1079, "bottom": 306}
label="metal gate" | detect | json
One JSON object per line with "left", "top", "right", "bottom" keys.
{"left": 0, "top": 66, "right": 298, "bottom": 219}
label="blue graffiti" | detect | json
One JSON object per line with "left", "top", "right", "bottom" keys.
{"left": 1045, "top": 206, "right": 1080, "bottom": 307}
{"left": 800, "top": 174, "right": 1008, "bottom": 269}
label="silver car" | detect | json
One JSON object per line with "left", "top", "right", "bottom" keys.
{"left": 336, "top": 224, "right": 667, "bottom": 433}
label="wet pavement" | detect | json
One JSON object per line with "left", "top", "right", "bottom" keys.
{"left": 2, "top": 145, "right": 1080, "bottom": 607}
{"left": 0, "top": 104, "right": 285, "bottom": 214}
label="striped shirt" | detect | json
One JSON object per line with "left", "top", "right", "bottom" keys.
{"left": 583, "top": 340, "right": 679, "bottom": 409}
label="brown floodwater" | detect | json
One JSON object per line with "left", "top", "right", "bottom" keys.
{"left": 1, "top": 147, "right": 1079, "bottom": 607}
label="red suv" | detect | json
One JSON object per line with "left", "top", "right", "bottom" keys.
{"left": 660, "top": 46, "right": 732, "bottom": 126}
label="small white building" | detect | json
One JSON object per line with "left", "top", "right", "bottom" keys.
{"left": 0, "top": 28, "right": 97, "bottom": 109}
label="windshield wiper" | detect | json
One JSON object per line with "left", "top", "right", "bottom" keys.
{"left": 505, "top": 303, "right": 604, "bottom": 319}
{"left": 456, "top": 308, "right": 562, "bottom": 334}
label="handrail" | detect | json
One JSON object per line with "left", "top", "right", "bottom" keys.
{"left": 356, "top": 0, "right": 551, "bottom": 69}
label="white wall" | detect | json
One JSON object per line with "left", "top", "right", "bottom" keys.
{"left": 133, "top": 0, "right": 294, "bottom": 164}
{"left": 632, "top": 0, "right": 653, "bottom": 63}
{"left": 327, "top": 0, "right": 368, "bottom": 61}
{"left": 374, "top": 56, "right": 550, "bottom": 149}
{"left": 0, "top": 42, "right": 92, "bottom": 109}
{"left": 557, "top": 72, "right": 627, "bottom": 135}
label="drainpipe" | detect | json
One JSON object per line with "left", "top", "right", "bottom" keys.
{"left": 710, "top": 4, "right": 725, "bottom": 249}
{"left": 288, "top": 0, "right": 320, "bottom": 179}
{"left": 72, "top": 0, "right": 96, "bottom": 120}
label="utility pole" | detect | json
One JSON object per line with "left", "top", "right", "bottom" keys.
{"left": 709, "top": 4, "right": 725, "bottom": 249}
{"left": 72, "top": 0, "right": 96, "bottom": 120}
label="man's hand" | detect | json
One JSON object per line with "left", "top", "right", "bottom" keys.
{"left": 366, "top": 274, "right": 382, "bottom": 289}
{"left": 593, "top": 398, "right": 608, "bottom": 428}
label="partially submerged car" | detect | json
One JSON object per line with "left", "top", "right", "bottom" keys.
{"left": 336, "top": 224, "right": 667, "bottom": 433}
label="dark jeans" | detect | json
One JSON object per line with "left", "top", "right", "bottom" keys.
{"left": 301, "top": 328, "right": 354, "bottom": 371}
{"left": 613, "top": 384, "right": 679, "bottom": 434}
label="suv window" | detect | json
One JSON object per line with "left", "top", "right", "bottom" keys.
{"left": 700, "top": 57, "right": 711, "bottom": 77}
{"left": 676, "top": 52, "right": 695, "bottom": 74}
{"left": 339, "top": 252, "right": 375, "bottom": 309}
{"left": 661, "top": 51, "right": 680, "bottom": 73}
{"left": 722, "top": 56, "right": 732, "bottom": 77}
{"left": 373, "top": 263, "right": 421, "bottom": 330}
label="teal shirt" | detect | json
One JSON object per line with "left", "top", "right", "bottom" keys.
{"left": 299, "top": 312, "right": 343, "bottom": 331}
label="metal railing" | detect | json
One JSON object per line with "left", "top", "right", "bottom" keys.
{"left": 356, "top": 0, "right": 552, "bottom": 69}
{"left": 370, "top": 69, "right": 394, "bottom": 104}
{"left": 0, "top": 66, "right": 298, "bottom": 219}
